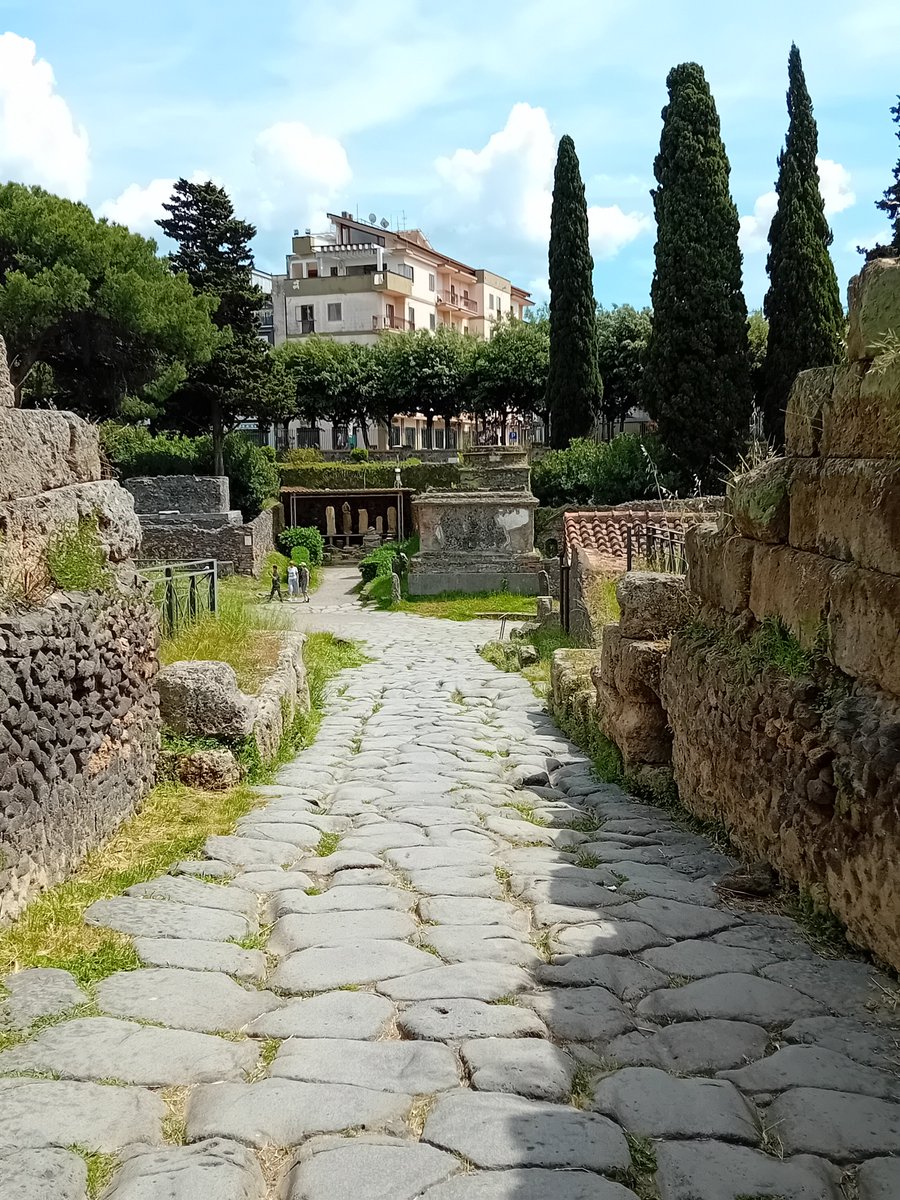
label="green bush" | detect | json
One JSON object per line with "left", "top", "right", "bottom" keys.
{"left": 290, "top": 546, "right": 310, "bottom": 566}
{"left": 280, "top": 447, "right": 323, "bottom": 464}
{"left": 349, "top": 446, "right": 370, "bottom": 462}
{"left": 359, "top": 545, "right": 398, "bottom": 584}
{"left": 531, "top": 434, "right": 671, "bottom": 507}
{"left": 279, "top": 526, "right": 324, "bottom": 566}
{"left": 46, "top": 516, "right": 112, "bottom": 591}
{"left": 277, "top": 461, "right": 459, "bottom": 492}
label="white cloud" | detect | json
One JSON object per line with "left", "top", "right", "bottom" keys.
{"left": 0, "top": 33, "right": 89, "bottom": 199}
{"left": 588, "top": 205, "right": 652, "bottom": 259}
{"left": 99, "top": 171, "right": 215, "bottom": 235}
{"left": 251, "top": 121, "right": 351, "bottom": 231}
{"left": 739, "top": 190, "right": 778, "bottom": 255}
{"left": 816, "top": 157, "right": 855, "bottom": 215}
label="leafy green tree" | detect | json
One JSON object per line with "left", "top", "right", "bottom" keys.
{"left": 380, "top": 327, "right": 476, "bottom": 447}
{"left": 747, "top": 309, "right": 769, "bottom": 410}
{"left": 546, "top": 136, "right": 602, "bottom": 448}
{"left": 643, "top": 63, "right": 752, "bottom": 490}
{"left": 864, "top": 97, "right": 900, "bottom": 259}
{"left": 0, "top": 183, "right": 216, "bottom": 414}
{"left": 474, "top": 316, "right": 550, "bottom": 438}
{"left": 156, "top": 179, "right": 283, "bottom": 473}
{"left": 275, "top": 338, "right": 360, "bottom": 443}
{"left": 761, "top": 45, "right": 844, "bottom": 447}
{"left": 595, "top": 304, "right": 652, "bottom": 438}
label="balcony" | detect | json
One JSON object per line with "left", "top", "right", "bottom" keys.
{"left": 373, "top": 315, "right": 412, "bottom": 332}
{"left": 437, "top": 291, "right": 478, "bottom": 314}
{"left": 287, "top": 271, "right": 412, "bottom": 298}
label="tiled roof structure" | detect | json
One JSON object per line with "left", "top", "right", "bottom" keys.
{"left": 562, "top": 508, "right": 711, "bottom": 571}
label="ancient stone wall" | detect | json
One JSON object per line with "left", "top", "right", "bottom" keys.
{"left": 137, "top": 507, "right": 275, "bottom": 576}
{"left": 124, "top": 475, "right": 231, "bottom": 515}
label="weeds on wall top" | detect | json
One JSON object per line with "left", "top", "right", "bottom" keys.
{"left": 46, "top": 516, "right": 113, "bottom": 593}
{"left": 682, "top": 615, "right": 826, "bottom": 683}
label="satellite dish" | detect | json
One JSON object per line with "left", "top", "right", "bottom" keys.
{"left": 368, "top": 212, "right": 377, "bottom": 224}
{"left": 380, "top": 218, "right": 390, "bottom": 229}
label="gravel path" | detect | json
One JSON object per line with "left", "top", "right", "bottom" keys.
{"left": 2, "top": 568, "right": 899, "bottom": 1199}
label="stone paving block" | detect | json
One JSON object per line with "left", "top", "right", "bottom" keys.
{"left": 712, "top": 921, "right": 817, "bottom": 960}
{"left": 282, "top": 1141, "right": 461, "bottom": 1200}
{"left": 205, "top": 835, "right": 301, "bottom": 869}
{"left": 761, "top": 958, "right": 900, "bottom": 1023}
{"left": 387, "top": 847, "right": 492, "bottom": 871}
{"left": 532, "top": 900, "right": 627, "bottom": 927}
{"left": 537, "top": 955, "right": 666, "bottom": 1000}
{"left": 636, "top": 973, "right": 826, "bottom": 1027}
{"left": 592, "top": 1066, "right": 759, "bottom": 1143}
{"left": 267, "top": 885, "right": 415, "bottom": 919}
{"left": 185, "top": 1079, "right": 412, "bottom": 1147}
{"left": 422, "top": 1090, "right": 630, "bottom": 1171}
{"left": 102, "top": 1138, "right": 266, "bottom": 1199}
{"left": 0, "top": 1147, "right": 87, "bottom": 1200}
{"left": 330, "top": 868, "right": 397, "bottom": 887}
{"left": 654, "top": 1139, "right": 843, "bottom": 1200}
{"left": 0, "top": 1078, "right": 165, "bottom": 1152}
{"left": 268, "top": 910, "right": 417, "bottom": 955}
{"left": 0, "top": 968, "right": 86, "bottom": 1030}
{"left": 96, "top": 968, "right": 282, "bottom": 1033}
{"left": 720, "top": 1044, "right": 900, "bottom": 1100}
{"left": 270, "top": 1038, "right": 460, "bottom": 1092}
{"left": 297, "top": 851, "right": 386, "bottom": 875}
{"left": 614, "top": 896, "right": 736, "bottom": 939}
{"left": 422, "top": 926, "right": 541, "bottom": 967}
{"left": 608, "top": 1019, "right": 769, "bottom": 1074}
{"left": 783, "top": 1016, "right": 900, "bottom": 1070}
{"left": 84, "top": 897, "right": 249, "bottom": 943}
{"left": 238, "top": 821, "right": 324, "bottom": 847}
{"left": 768, "top": 1088, "right": 900, "bottom": 1161}
{"left": 640, "top": 938, "right": 778, "bottom": 979}
{"left": 245, "top": 990, "right": 396, "bottom": 1039}
{"left": 522, "top": 987, "right": 634, "bottom": 1042}
{"left": 421, "top": 1170, "right": 639, "bottom": 1199}
{"left": 461, "top": 1037, "right": 575, "bottom": 1101}
{"left": 419, "top": 896, "right": 530, "bottom": 931}
{"left": 858, "top": 1156, "right": 900, "bottom": 1200}
{"left": 0, "top": 1016, "right": 258, "bottom": 1085}
{"left": 378, "top": 962, "right": 532, "bottom": 1002}
{"left": 133, "top": 938, "right": 266, "bottom": 983}
{"left": 175, "top": 859, "right": 233, "bottom": 878}
{"left": 555, "top": 920, "right": 668, "bottom": 956}
{"left": 406, "top": 868, "right": 502, "bottom": 897}
{"left": 125, "top": 874, "right": 257, "bottom": 917}
{"left": 229, "top": 870, "right": 316, "bottom": 893}
{"left": 271, "top": 942, "right": 437, "bottom": 993}
{"left": 398, "top": 999, "right": 548, "bottom": 1042}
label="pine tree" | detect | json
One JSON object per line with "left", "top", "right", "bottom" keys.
{"left": 761, "top": 45, "right": 844, "bottom": 448}
{"left": 546, "top": 136, "right": 601, "bottom": 448}
{"left": 866, "top": 97, "right": 900, "bottom": 259}
{"left": 642, "top": 63, "right": 752, "bottom": 489}
{"left": 157, "top": 180, "right": 275, "bottom": 475}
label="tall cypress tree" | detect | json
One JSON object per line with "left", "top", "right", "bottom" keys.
{"left": 761, "top": 45, "right": 844, "bottom": 448}
{"left": 547, "top": 135, "right": 601, "bottom": 448}
{"left": 866, "top": 98, "right": 900, "bottom": 259}
{"left": 643, "top": 63, "right": 752, "bottom": 489}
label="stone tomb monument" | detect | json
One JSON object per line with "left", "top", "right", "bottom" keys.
{"left": 408, "top": 447, "right": 541, "bottom": 595}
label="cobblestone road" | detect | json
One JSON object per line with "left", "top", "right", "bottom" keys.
{"left": 2, "top": 570, "right": 899, "bottom": 1199}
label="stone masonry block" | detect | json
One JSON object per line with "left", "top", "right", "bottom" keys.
{"left": 829, "top": 563, "right": 900, "bottom": 697}
{"left": 599, "top": 623, "right": 622, "bottom": 687}
{"left": 847, "top": 258, "right": 900, "bottom": 362}
{"left": 158, "top": 661, "right": 258, "bottom": 738}
{"left": 685, "top": 524, "right": 754, "bottom": 614}
{"left": 789, "top": 459, "right": 900, "bottom": 577}
{"left": 0, "top": 410, "right": 101, "bottom": 502}
{"left": 749, "top": 544, "right": 839, "bottom": 649}
{"left": 0, "top": 335, "right": 13, "bottom": 407}
{"left": 614, "top": 639, "right": 667, "bottom": 703}
{"left": 595, "top": 678, "right": 671, "bottom": 767}
{"left": 785, "top": 366, "right": 836, "bottom": 456}
{"left": 616, "top": 571, "right": 689, "bottom": 639}
{"left": 727, "top": 457, "right": 792, "bottom": 543}
{"left": 820, "top": 363, "right": 897, "bottom": 459}
{"left": 124, "top": 476, "right": 231, "bottom": 515}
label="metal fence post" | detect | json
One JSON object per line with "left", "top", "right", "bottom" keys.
{"left": 210, "top": 560, "right": 218, "bottom": 615}
{"left": 188, "top": 572, "right": 197, "bottom": 620}
{"left": 164, "top": 566, "right": 175, "bottom": 633}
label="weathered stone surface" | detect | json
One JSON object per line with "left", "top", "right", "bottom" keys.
{"left": 616, "top": 572, "right": 689, "bottom": 639}
{"left": 423, "top": 926, "right": 541, "bottom": 967}
{"left": 158, "top": 660, "right": 257, "bottom": 738}
{"left": 685, "top": 524, "right": 755, "bottom": 614}
{"left": 268, "top": 885, "right": 415, "bottom": 918}
{"left": 0, "top": 1078, "right": 165, "bottom": 1151}
{"left": 186, "top": 1079, "right": 411, "bottom": 1147}
{"left": 124, "top": 474, "right": 231, "bottom": 515}
{"left": 378, "top": 963, "right": 531, "bottom": 1002}
{"left": 422, "top": 1090, "right": 630, "bottom": 1171}
{"left": 0, "top": 1016, "right": 257, "bottom": 1085}
{"left": 761, "top": 957, "right": 899, "bottom": 1022}
{"left": 784, "top": 1016, "right": 900, "bottom": 1071}
{"left": 133, "top": 937, "right": 266, "bottom": 983}
{"left": 592, "top": 1067, "right": 758, "bottom": 1142}
{"left": 272, "top": 942, "right": 436, "bottom": 992}
{"left": 749, "top": 542, "right": 839, "bottom": 649}
{"left": 205, "top": 835, "right": 300, "bottom": 870}
{"left": 654, "top": 1139, "right": 843, "bottom": 1200}
{"left": 125, "top": 874, "right": 256, "bottom": 917}
{"left": 828, "top": 561, "right": 900, "bottom": 698}
{"left": 608, "top": 1019, "right": 768, "bottom": 1074}
{"left": 84, "top": 897, "right": 249, "bottom": 942}
{"left": 728, "top": 456, "right": 792, "bottom": 543}
{"left": 0, "top": 968, "right": 86, "bottom": 1031}
{"left": 271, "top": 1038, "right": 459, "bottom": 1093}
{"left": 555, "top": 919, "right": 667, "bottom": 956}
{"left": 0, "top": 408, "right": 101, "bottom": 502}
{"left": 103, "top": 1138, "right": 266, "bottom": 1199}
{"left": 269, "top": 910, "right": 417, "bottom": 955}
{"left": 537, "top": 955, "right": 666, "bottom": 1000}
{"left": 769, "top": 1088, "right": 900, "bottom": 1162}
{"left": 0, "top": 1147, "right": 87, "bottom": 1200}
{"left": 858, "top": 1157, "right": 900, "bottom": 1200}
{"left": 282, "top": 1142, "right": 460, "bottom": 1200}
{"left": 720, "top": 1044, "right": 900, "bottom": 1100}
{"left": 461, "top": 1037, "right": 575, "bottom": 1101}
{"left": 825, "top": 359, "right": 898, "bottom": 459}
{"left": 637, "top": 973, "right": 825, "bottom": 1027}
{"left": 523, "top": 987, "right": 633, "bottom": 1042}
{"left": 422, "top": 1170, "right": 639, "bottom": 1200}
{"left": 640, "top": 938, "right": 777, "bottom": 979}
{"left": 245, "top": 991, "right": 395, "bottom": 1039}
{"left": 615, "top": 896, "right": 734, "bottom": 939}
{"left": 846, "top": 257, "right": 900, "bottom": 362}
{"left": 165, "top": 747, "right": 242, "bottom": 790}
{"left": 97, "top": 969, "right": 281, "bottom": 1033}
{"left": 785, "top": 364, "right": 837, "bottom": 457}
{"left": 398, "top": 999, "right": 548, "bottom": 1042}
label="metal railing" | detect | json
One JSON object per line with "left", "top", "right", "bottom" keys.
{"left": 626, "top": 523, "right": 687, "bottom": 575}
{"left": 138, "top": 559, "right": 218, "bottom": 634}
{"left": 373, "top": 314, "right": 411, "bottom": 331}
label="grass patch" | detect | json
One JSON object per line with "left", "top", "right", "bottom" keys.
{"left": 569, "top": 1064, "right": 596, "bottom": 1108}
{"left": 71, "top": 1147, "right": 119, "bottom": 1198}
{"left": 682, "top": 615, "right": 825, "bottom": 684}
{"left": 314, "top": 831, "right": 341, "bottom": 857}
{"left": 47, "top": 516, "right": 113, "bottom": 592}
{"left": 615, "top": 1133, "right": 659, "bottom": 1200}
{"left": 368, "top": 580, "right": 538, "bottom": 623}
{"left": 583, "top": 572, "right": 620, "bottom": 631}
{"left": 785, "top": 888, "right": 855, "bottom": 959}
{"left": 507, "top": 801, "right": 549, "bottom": 827}
{"left": 481, "top": 623, "right": 576, "bottom": 696}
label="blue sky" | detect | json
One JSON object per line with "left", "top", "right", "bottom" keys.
{"left": 0, "top": 0, "right": 897, "bottom": 309}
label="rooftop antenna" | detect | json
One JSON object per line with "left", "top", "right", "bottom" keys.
{"left": 380, "top": 218, "right": 390, "bottom": 229}
{"left": 368, "top": 212, "right": 377, "bottom": 224}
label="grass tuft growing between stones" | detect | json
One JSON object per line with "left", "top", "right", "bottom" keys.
{"left": 786, "top": 887, "right": 855, "bottom": 959}
{"left": 613, "top": 1133, "right": 659, "bottom": 1200}
{"left": 70, "top": 1146, "right": 119, "bottom": 1199}
{"left": 569, "top": 1064, "right": 596, "bottom": 1109}
{"left": 480, "top": 624, "right": 576, "bottom": 696}
{"left": 314, "top": 831, "right": 342, "bottom": 857}
{"left": 46, "top": 516, "right": 114, "bottom": 593}
{"left": 161, "top": 1085, "right": 190, "bottom": 1145}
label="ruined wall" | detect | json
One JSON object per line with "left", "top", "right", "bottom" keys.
{"left": 137, "top": 507, "right": 275, "bottom": 576}
{"left": 124, "top": 475, "right": 231, "bottom": 515}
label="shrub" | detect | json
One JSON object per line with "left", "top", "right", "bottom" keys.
{"left": 290, "top": 546, "right": 310, "bottom": 566}
{"left": 349, "top": 446, "right": 370, "bottom": 462}
{"left": 279, "top": 526, "right": 324, "bottom": 566}
{"left": 276, "top": 461, "right": 460, "bottom": 492}
{"left": 531, "top": 434, "right": 670, "bottom": 507}
{"left": 359, "top": 545, "right": 399, "bottom": 584}
{"left": 280, "top": 447, "right": 323, "bottom": 464}
{"left": 46, "top": 515, "right": 112, "bottom": 591}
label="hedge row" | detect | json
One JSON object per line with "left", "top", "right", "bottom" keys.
{"left": 277, "top": 462, "right": 460, "bottom": 492}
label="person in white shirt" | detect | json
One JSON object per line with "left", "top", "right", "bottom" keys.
{"left": 287, "top": 562, "right": 300, "bottom": 601}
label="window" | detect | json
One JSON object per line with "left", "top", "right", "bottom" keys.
{"left": 395, "top": 263, "right": 414, "bottom": 281}
{"left": 298, "top": 305, "right": 314, "bottom": 334}
{"left": 330, "top": 266, "right": 339, "bottom": 277}
{"left": 389, "top": 424, "right": 401, "bottom": 448}
{"left": 489, "top": 294, "right": 494, "bottom": 310}
{"left": 408, "top": 306, "right": 415, "bottom": 330}
{"left": 404, "top": 426, "right": 416, "bottom": 448}
{"left": 433, "top": 426, "right": 445, "bottom": 449}
{"left": 429, "top": 313, "right": 436, "bottom": 331}
{"left": 428, "top": 273, "right": 436, "bottom": 292}
{"left": 327, "top": 302, "right": 342, "bottom": 322}
{"left": 307, "top": 265, "right": 318, "bottom": 278}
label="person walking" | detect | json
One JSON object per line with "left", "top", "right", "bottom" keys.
{"left": 267, "top": 562, "right": 284, "bottom": 602}
{"left": 299, "top": 562, "right": 311, "bottom": 603}
{"left": 287, "top": 562, "right": 300, "bottom": 601}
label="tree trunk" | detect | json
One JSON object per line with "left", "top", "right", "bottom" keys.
{"left": 212, "top": 398, "right": 226, "bottom": 477}
{"left": 358, "top": 416, "right": 370, "bottom": 448}
{"left": 425, "top": 412, "right": 434, "bottom": 450}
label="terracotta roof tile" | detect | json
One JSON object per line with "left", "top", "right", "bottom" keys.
{"left": 563, "top": 508, "right": 710, "bottom": 568}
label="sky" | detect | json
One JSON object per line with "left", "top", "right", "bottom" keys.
{"left": 0, "top": 0, "right": 897, "bottom": 310}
